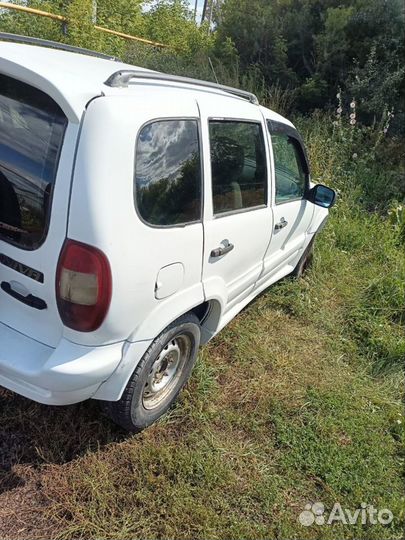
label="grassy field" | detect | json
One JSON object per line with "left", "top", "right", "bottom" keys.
{"left": 0, "top": 117, "right": 404, "bottom": 540}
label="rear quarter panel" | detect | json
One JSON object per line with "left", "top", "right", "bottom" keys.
{"left": 66, "top": 92, "right": 205, "bottom": 347}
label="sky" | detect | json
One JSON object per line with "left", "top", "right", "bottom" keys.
{"left": 188, "top": 0, "right": 204, "bottom": 22}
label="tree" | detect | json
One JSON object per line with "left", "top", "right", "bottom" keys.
{"left": 213, "top": 0, "right": 405, "bottom": 124}
{"left": 214, "top": 0, "right": 294, "bottom": 87}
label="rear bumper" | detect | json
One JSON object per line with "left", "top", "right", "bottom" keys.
{"left": 0, "top": 321, "right": 124, "bottom": 405}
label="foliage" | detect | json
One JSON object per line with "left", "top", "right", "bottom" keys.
{"left": 142, "top": 0, "right": 213, "bottom": 55}
{"left": 0, "top": 0, "right": 62, "bottom": 41}
{"left": 214, "top": 0, "right": 405, "bottom": 128}
{"left": 213, "top": 0, "right": 294, "bottom": 87}
{"left": 294, "top": 112, "right": 405, "bottom": 377}
{"left": 298, "top": 94, "right": 405, "bottom": 212}
{"left": 0, "top": 0, "right": 212, "bottom": 58}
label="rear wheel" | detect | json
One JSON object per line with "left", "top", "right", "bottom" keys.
{"left": 103, "top": 313, "right": 200, "bottom": 432}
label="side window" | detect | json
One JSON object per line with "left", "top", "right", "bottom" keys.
{"left": 269, "top": 127, "right": 307, "bottom": 204}
{"left": 209, "top": 120, "right": 267, "bottom": 215}
{"left": 135, "top": 119, "right": 201, "bottom": 226}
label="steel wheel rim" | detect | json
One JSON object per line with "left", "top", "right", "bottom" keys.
{"left": 142, "top": 334, "right": 191, "bottom": 410}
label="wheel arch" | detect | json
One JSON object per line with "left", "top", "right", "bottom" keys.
{"left": 190, "top": 298, "right": 223, "bottom": 344}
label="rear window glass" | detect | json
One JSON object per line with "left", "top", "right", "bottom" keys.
{"left": 0, "top": 74, "right": 67, "bottom": 249}
{"left": 135, "top": 119, "right": 202, "bottom": 226}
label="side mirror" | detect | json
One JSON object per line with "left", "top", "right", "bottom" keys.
{"left": 308, "top": 184, "right": 336, "bottom": 209}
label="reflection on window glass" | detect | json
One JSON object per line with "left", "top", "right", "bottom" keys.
{"left": 0, "top": 74, "right": 67, "bottom": 249}
{"left": 135, "top": 120, "right": 201, "bottom": 226}
{"left": 209, "top": 121, "right": 266, "bottom": 214}
{"left": 270, "top": 132, "right": 306, "bottom": 204}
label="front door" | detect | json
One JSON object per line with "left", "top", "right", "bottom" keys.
{"left": 199, "top": 95, "right": 272, "bottom": 313}
{"left": 259, "top": 120, "right": 314, "bottom": 282}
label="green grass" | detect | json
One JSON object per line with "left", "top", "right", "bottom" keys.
{"left": 0, "top": 117, "right": 404, "bottom": 540}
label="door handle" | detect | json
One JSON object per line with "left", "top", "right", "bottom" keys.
{"left": 1, "top": 281, "right": 47, "bottom": 310}
{"left": 275, "top": 217, "right": 288, "bottom": 230}
{"left": 210, "top": 242, "right": 234, "bottom": 258}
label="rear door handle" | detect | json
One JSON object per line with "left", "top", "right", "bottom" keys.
{"left": 275, "top": 217, "right": 288, "bottom": 230}
{"left": 210, "top": 242, "right": 234, "bottom": 258}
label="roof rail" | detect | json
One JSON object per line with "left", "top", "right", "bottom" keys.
{"left": 104, "top": 70, "right": 260, "bottom": 105}
{"left": 0, "top": 32, "right": 119, "bottom": 61}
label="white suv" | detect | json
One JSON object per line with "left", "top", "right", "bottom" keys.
{"left": 0, "top": 35, "right": 336, "bottom": 431}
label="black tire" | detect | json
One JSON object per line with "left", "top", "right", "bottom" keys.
{"left": 103, "top": 313, "right": 200, "bottom": 432}
{"left": 292, "top": 235, "right": 316, "bottom": 278}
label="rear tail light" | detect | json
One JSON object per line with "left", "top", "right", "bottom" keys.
{"left": 56, "top": 240, "right": 112, "bottom": 332}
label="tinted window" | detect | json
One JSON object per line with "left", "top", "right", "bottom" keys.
{"left": 209, "top": 121, "right": 267, "bottom": 214}
{"left": 0, "top": 74, "right": 67, "bottom": 249}
{"left": 270, "top": 131, "right": 307, "bottom": 204}
{"left": 135, "top": 120, "right": 202, "bottom": 226}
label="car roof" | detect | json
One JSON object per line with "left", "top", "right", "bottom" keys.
{"left": 0, "top": 42, "right": 151, "bottom": 121}
{"left": 0, "top": 41, "right": 291, "bottom": 126}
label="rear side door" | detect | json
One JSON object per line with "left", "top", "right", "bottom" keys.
{"left": 259, "top": 120, "right": 314, "bottom": 281}
{"left": 0, "top": 73, "right": 77, "bottom": 347}
{"left": 199, "top": 95, "right": 272, "bottom": 313}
